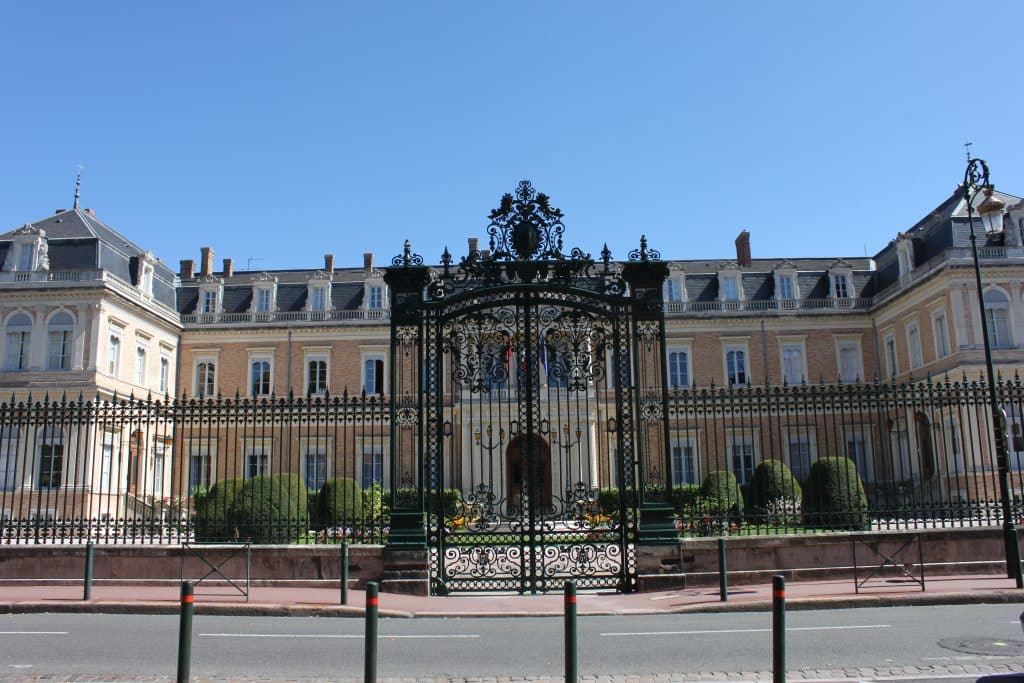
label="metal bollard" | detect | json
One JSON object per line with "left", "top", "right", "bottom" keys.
{"left": 718, "top": 537, "right": 728, "bottom": 602}
{"left": 177, "top": 581, "right": 195, "bottom": 683}
{"left": 83, "top": 541, "right": 94, "bottom": 600}
{"left": 564, "top": 580, "right": 577, "bottom": 683}
{"left": 772, "top": 575, "right": 785, "bottom": 683}
{"left": 364, "top": 582, "right": 378, "bottom": 683}
{"left": 340, "top": 542, "right": 349, "bottom": 605}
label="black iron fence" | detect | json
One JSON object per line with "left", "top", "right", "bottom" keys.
{"left": 2, "top": 377, "right": 1023, "bottom": 544}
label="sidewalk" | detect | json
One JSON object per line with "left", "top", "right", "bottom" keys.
{"left": 1, "top": 574, "right": 1023, "bottom": 617}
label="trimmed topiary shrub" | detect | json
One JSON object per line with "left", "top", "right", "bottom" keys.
{"left": 700, "top": 470, "right": 745, "bottom": 519}
{"left": 193, "top": 478, "right": 245, "bottom": 542}
{"left": 748, "top": 460, "right": 802, "bottom": 513}
{"left": 233, "top": 474, "right": 309, "bottom": 543}
{"left": 802, "top": 457, "right": 869, "bottom": 530}
{"left": 319, "top": 477, "right": 364, "bottom": 527}
{"left": 394, "top": 486, "right": 463, "bottom": 519}
{"left": 671, "top": 484, "right": 702, "bottom": 516}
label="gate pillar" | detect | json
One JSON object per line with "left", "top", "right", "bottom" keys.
{"left": 622, "top": 237, "right": 677, "bottom": 545}
{"left": 384, "top": 242, "right": 430, "bottom": 550}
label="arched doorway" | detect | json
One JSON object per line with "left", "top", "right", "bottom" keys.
{"left": 505, "top": 434, "right": 552, "bottom": 512}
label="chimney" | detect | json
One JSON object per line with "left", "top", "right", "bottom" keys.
{"left": 179, "top": 259, "right": 195, "bottom": 279}
{"left": 468, "top": 237, "right": 479, "bottom": 255}
{"left": 200, "top": 247, "right": 214, "bottom": 276}
{"left": 363, "top": 252, "right": 374, "bottom": 274}
{"left": 324, "top": 253, "right": 335, "bottom": 273}
{"left": 84, "top": 208, "right": 95, "bottom": 216}
{"left": 222, "top": 258, "right": 233, "bottom": 278}
{"left": 735, "top": 230, "right": 751, "bottom": 267}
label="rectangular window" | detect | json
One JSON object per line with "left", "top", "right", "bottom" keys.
{"left": 201, "top": 290, "right": 218, "bottom": 314}
{"left": 833, "top": 275, "right": 850, "bottom": 299}
{"left": 196, "top": 360, "right": 216, "bottom": 398}
{"left": 363, "top": 358, "right": 384, "bottom": 395}
{"left": 304, "top": 447, "right": 328, "bottom": 491}
{"left": 311, "top": 286, "right": 327, "bottom": 311}
{"left": 250, "top": 359, "right": 272, "bottom": 397}
{"left": 134, "top": 346, "right": 147, "bottom": 384}
{"left": 100, "top": 431, "right": 115, "bottom": 492}
{"left": 361, "top": 446, "right": 384, "bottom": 488}
{"left": 668, "top": 350, "right": 689, "bottom": 388}
{"left": 17, "top": 244, "right": 34, "bottom": 271}
{"left": 665, "top": 279, "right": 682, "bottom": 302}
{"left": 781, "top": 344, "right": 804, "bottom": 385}
{"left": 37, "top": 431, "right": 63, "bottom": 490}
{"left": 884, "top": 335, "right": 898, "bottom": 379}
{"left": 932, "top": 311, "right": 950, "bottom": 358}
{"left": 307, "top": 358, "right": 328, "bottom": 396}
{"left": 787, "top": 430, "right": 815, "bottom": 482}
{"left": 47, "top": 330, "right": 72, "bottom": 370}
{"left": 368, "top": 286, "right": 383, "bottom": 309}
{"left": 255, "top": 289, "right": 272, "bottom": 313}
{"left": 107, "top": 333, "right": 121, "bottom": 375}
{"left": 188, "top": 442, "right": 213, "bottom": 492}
{"left": 778, "top": 275, "right": 795, "bottom": 300}
{"left": 721, "top": 277, "right": 739, "bottom": 301}
{"left": 907, "top": 323, "right": 923, "bottom": 370}
{"left": 0, "top": 428, "right": 18, "bottom": 491}
{"left": 729, "top": 436, "right": 756, "bottom": 484}
{"left": 845, "top": 428, "right": 875, "bottom": 482}
{"left": 5, "top": 330, "right": 30, "bottom": 370}
{"left": 837, "top": 342, "right": 861, "bottom": 383}
{"left": 152, "top": 441, "right": 165, "bottom": 495}
{"left": 159, "top": 356, "right": 169, "bottom": 394}
{"left": 944, "top": 419, "right": 965, "bottom": 474}
{"left": 725, "top": 348, "right": 746, "bottom": 386}
{"left": 671, "top": 437, "right": 699, "bottom": 485}
{"left": 245, "top": 440, "right": 271, "bottom": 479}
{"left": 986, "top": 307, "right": 1012, "bottom": 349}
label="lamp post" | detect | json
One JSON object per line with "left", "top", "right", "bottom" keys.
{"left": 963, "top": 156, "right": 1022, "bottom": 586}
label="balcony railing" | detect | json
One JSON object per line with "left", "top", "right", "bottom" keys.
{"left": 181, "top": 309, "right": 391, "bottom": 325}
{"left": 665, "top": 297, "right": 872, "bottom": 314}
{"left": 0, "top": 270, "right": 103, "bottom": 283}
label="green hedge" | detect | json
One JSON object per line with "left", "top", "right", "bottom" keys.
{"left": 700, "top": 470, "right": 744, "bottom": 518}
{"left": 233, "top": 474, "right": 309, "bottom": 543}
{"left": 193, "top": 478, "right": 245, "bottom": 542}
{"left": 748, "top": 460, "right": 802, "bottom": 511}
{"left": 802, "top": 457, "right": 868, "bottom": 530}
{"left": 394, "top": 486, "right": 462, "bottom": 518}
{"left": 317, "top": 477, "right": 364, "bottom": 527}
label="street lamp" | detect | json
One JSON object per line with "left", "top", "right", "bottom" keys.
{"left": 963, "top": 156, "right": 1021, "bottom": 586}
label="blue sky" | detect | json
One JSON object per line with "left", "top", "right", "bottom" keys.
{"left": 1, "top": 2, "right": 1021, "bottom": 271}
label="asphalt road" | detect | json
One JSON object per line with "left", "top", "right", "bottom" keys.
{"left": 1, "top": 605, "right": 1023, "bottom": 680}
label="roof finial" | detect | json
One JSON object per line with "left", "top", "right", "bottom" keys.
{"left": 73, "top": 164, "right": 84, "bottom": 209}
{"left": 964, "top": 141, "right": 973, "bottom": 163}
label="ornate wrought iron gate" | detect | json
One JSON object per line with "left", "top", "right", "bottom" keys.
{"left": 385, "top": 181, "right": 675, "bottom": 595}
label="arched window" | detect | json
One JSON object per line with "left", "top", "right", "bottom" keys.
{"left": 984, "top": 289, "right": 1013, "bottom": 349}
{"left": 4, "top": 313, "right": 32, "bottom": 371}
{"left": 46, "top": 312, "right": 74, "bottom": 371}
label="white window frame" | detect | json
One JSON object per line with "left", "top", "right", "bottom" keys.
{"left": 942, "top": 417, "right": 966, "bottom": 475}
{"left": 194, "top": 355, "right": 218, "bottom": 398}
{"left": 896, "top": 236, "right": 915, "bottom": 280}
{"left": 46, "top": 311, "right": 74, "bottom": 371}
{"left": 844, "top": 425, "right": 875, "bottom": 482}
{"left": 159, "top": 354, "right": 170, "bottom": 395}
{"left": 304, "top": 350, "right": 330, "bottom": 397}
{"left": 243, "top": 437, "right": 272, "bottom": 479}
{"left": 667, "top": 345, "right": 691, "bottom": 389}
{"left": 107, "top": 326, "right": 123, "bottom": 376}
{"left": 906, "top": 320, "right": 923, "bottom": 371}
{"left": 359, "top": 440, "right": 386, "bottom": 489}
{"left": 671, "top": 431, "right": 700, "bottom": 485}
{"left": 727, "top": 431, "right": 758, "bottom": 485}
{"left": 0, "top": 427, "right": 19, "bottom": 491}
{"left": 829, "top": 265, "right": 855, "bottom": 307}
{"left": 307, "top": 274, "right": 332, "bottom": 319}
{"left": 664, "top": 274, "right": 686, "bottom": 303}
{"left": 931, "top": 307, "right": 951, "bottom": 359}
{"left": 99, "top": 429, "right": 116, "bottom": 493}
{"left": 248, "top": 351, "right": 274, "bottom": 398}
{"left": 773, "top": 265, "right": 800, "bottom": 309}
{"left": 4, "top": 312, "right": 32, "bottom": 371}
{"left": 778, "top": 337, "right": 807, "bottom": 386}
{"left": 37, "top": 426, "right": 63, "bottom": 490}
{"left": 301, "top": 437, "right": 332, "bottom": 492}
{"left": 883, "top": 331, "right": 898, "bottom": 379}
{"left": 785, "top": 427, "right": 816, "bottom": 483}
{"left": 361, "top": 347, "right": 387, "bottom": 396}
{"left": 835, "top": 335, "right": 863, "bottom": 384}
{"left": 187, "top": 438, "right": 216, "bottom": 492}
{"left": 134, "top": 343, "right": 148, "bottom": 385}
{"left": 722, "top": 339, "right": 749, "bottom": 387}
{"left": 984, "top": 288, "right": 1013, "bottom": 350}
{"left": 719, "top": 274, "right": 741, "bottom": 304}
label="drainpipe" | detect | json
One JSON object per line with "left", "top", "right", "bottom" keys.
{"left": 871, "top": 318, "right": 881, "bottom": 381}
{"left": 286, "top": 327, "right": 293, "bottom": 394}
{"left": 761, "top": 318, "right": 768, "bottom": 385}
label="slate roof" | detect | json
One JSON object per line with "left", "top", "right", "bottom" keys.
{"left": 175, "top": 271, "right": 370, "bottom": 315}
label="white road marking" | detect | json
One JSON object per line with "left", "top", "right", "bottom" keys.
{"left": 600, "top": 624, "right": 891, "bottom": 636}
{"left": 0, "top": 631, "right": 68, "bottom": 635}
{"left": 200, "top": 633, "right": 479, "bottom": 639}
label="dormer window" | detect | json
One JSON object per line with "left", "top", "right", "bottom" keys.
{"left": 250, "top": 273, "right": 278, "bottom": 321}
{"left": 717, "top": 264, "right": 743, "bottom": 309}
{"left": 368, "top": 285, "right": 383, "bottom": 309}
{"left": 135, "top": 250, "right": 156, "bottom": 297}
{"left": 664, "top": 270, "right": 686, "bottom": 304}
{"left": 773, "top": 262, "right": 799, "bottom": 310}
{"left": 829, "top": 261, "right": 855, "bottom": 308}
{"left": 896, "top": 234, "right": 915, "bottom": 280}
{"left": 201, "top": 290, "right": 218, "bottom": 313}
{"left": 197, "top": 276, "right": 224, "bottom": 318}
{"left": 3, "top": 225, "right": 49, "bottom": 273}
{"left": 362, "top": 270, "right": 389, "bottom": 316}
{"left": 307, "top": 272, "right": 332, "bottom": 320}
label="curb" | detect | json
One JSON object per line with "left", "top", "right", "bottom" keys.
{"left": 1, "top": 589, "right": 1022, "bottom": 618}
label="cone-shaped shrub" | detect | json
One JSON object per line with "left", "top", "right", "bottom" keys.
{"left": 749, "top": 460, "right": 802, "bottom": 511}
{"left": 802, "top": 457, "right": 869, "bottom": 530}
{"left": 318, "top": 477, "right": 364, "bottom": 527}
{"left": 233, "top": 474, "right": 308, "bottom": 543}
{"left": 193, "top": 478, "right": 244, "bottom": 542}
{"left": 700, "top": 470, "right": 744, "bottom": 518}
